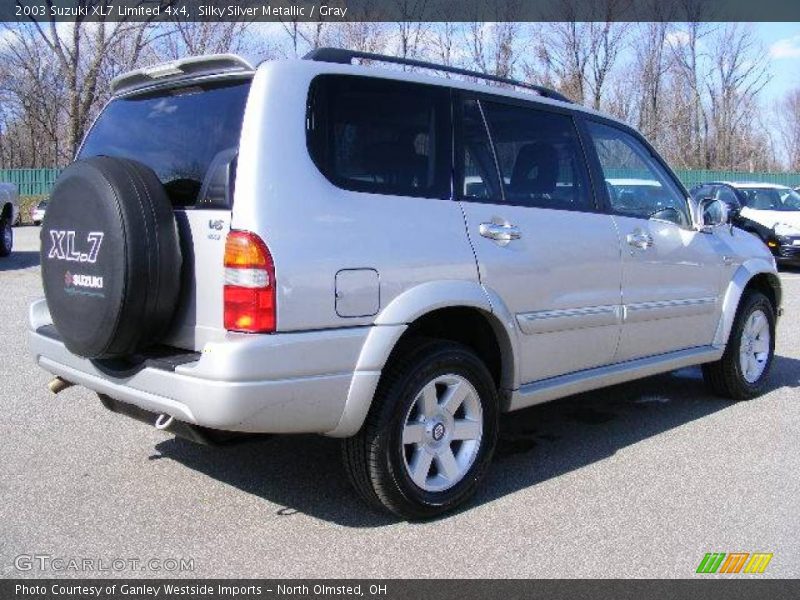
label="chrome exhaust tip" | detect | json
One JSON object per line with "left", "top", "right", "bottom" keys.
{"left": 48, "top": 377, "right": 74, "bottom": 395}
{"left": 154, "top": 414, "right": 174, "bottom": 430}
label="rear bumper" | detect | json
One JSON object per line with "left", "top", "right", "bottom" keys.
{"left": 28, "top": 298, "right": 373, "bottom": 434}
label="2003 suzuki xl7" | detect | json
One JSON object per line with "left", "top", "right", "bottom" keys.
{"left": 29, "top": 49, "right": 782, "bottom": 519}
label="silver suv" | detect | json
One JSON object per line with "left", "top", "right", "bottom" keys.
{"left": 29, "top": 49, "right": 782, "bottom": 519}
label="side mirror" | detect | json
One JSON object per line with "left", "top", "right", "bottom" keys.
{"left": 699, "top": 197, "right": 730, "bottom": 230}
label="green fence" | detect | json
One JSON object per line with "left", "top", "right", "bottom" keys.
{"left": 673, "top": 169, "right": 800, "bottom": 189}
{"left": 3, "top": 167, "right": 800, "bottom": 198}
{"left": 0, "top": 169, "right": 61, "bottom": 197}
{"left": 606, "top": 168, "right": 800, "bottom": 190}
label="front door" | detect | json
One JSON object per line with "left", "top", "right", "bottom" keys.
{"left": 583, "top": 119, "right": 727, "bottom": 362}
{"left": 456, "top": 97, "right": 623, "bottom": 384}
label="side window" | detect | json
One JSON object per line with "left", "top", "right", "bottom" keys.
{"left": 587, "top": 121, "right": 691, "bottom": 228}
{"left": 306, "top": 75, "right": 450, "bottom": 198}
{"left": 459, "top": 99, "right": 502, "bottom": 201}
{"left": 480, "top": 101, "right": 592, "bottom": 211}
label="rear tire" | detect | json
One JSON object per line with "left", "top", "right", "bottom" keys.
{"left": 342, "top": 339, "right": 499, "bottom": 520}
{"left": 41, "top": 157, "right": 181, "bottom": 358}
{"left": 702, "top": 291, "right": 775, "bottom": 400}
{"left": 0, "top": 217, "right": 12, "bottom": 257}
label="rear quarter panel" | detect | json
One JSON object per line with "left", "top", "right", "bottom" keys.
{"left": 233, "top": 61, "right": 480, "bottom": 332}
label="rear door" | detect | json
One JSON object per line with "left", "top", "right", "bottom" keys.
{"left": 582, "top": 119, "right": 727, "bottom": 362}
{"left": 78, "top": 78, "right": 252, "bottom": 350}
{"left": 456, "top": 96, "right": 623, "bottom": 383}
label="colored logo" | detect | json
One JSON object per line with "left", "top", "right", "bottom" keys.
{"left": 696, "top": 552, "right": 773, "bottom": 574}
{"left": 63, "top": 270, "right": 105, "bottom": 298}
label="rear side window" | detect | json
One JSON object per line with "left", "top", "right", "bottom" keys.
{"left": 479, "top": 101, "right": 592, "bottom": 211}
{"left": 306, "top": 75, "right": 450, "bottom": 199}
{"left": 79, "top": 79, "right": 251, "bottom": 208}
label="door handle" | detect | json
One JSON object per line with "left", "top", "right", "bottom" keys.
{"left": 627, "top": 231, "right": 654, "bottom": 250}
{"left": 479, "top": 222, "right": 522, "bottom": 242}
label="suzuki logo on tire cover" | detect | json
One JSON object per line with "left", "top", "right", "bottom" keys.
{"left": 48, "top": 230, "right": 104, "bottom": 263}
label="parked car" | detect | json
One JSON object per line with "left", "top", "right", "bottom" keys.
{"left": 29, "top": 50, "right": 782, "bottom": 519}
{"left": 690, "top": 181, "right": 800, "bottom": 265}
{"left": 0, "top": 182, "right": 19, "bottom": 257}
{"left": 31, "top": 199, "right": 48, "bottom": 225}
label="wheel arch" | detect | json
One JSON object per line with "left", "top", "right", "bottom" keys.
{"left": 327, "top": 281, "right": 519, "bottom": 437}
{"left": 714, "top": 260, "right": 782, "bottom": 349}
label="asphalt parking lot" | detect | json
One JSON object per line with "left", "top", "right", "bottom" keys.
{"left": 1, "top": 225, "right": 798, "bottom": 579}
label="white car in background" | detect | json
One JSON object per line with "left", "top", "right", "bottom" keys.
{"left": 31, "top": 199, "right": 48, "bottom": 226}
{"left": 691, "top": 181, "right": 800, "bottom": 266}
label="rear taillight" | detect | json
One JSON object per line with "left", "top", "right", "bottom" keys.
{"left": 223, "top": 231, "right": 276, "bottom": 333}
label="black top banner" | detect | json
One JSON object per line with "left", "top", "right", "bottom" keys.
{"left": 3, "top": 0, "right": 800, "bottom": 23}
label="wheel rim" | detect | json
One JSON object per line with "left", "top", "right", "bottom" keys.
{"left": 401, "top": 373, "right": 483, "bottom": 493}
{"left": 739, "top": 308, "right": 770, "bottom": 384}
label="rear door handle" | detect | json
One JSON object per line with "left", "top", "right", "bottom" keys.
{"left": 479, "top": 223, "right": 522, "bottom": 242}
{"left": 626, "top": 231, "right": 654, "bottom": 250}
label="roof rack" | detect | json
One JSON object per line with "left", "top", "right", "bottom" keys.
{"left": 303, "top": 47, "right": 572, "bottom": 104}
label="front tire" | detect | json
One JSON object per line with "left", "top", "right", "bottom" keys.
{"left": 0, "top": 217, "right": 12, "bottom": 257}
{"left": 342, "top": 339, "right": 499, "bottom": 520}
{"left": 702, "top": 291, "right": 776, "bottom": 400}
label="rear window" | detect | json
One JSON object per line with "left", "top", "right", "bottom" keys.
{"left": 306, "top": 75, "right": 451, "bottom": 199}
{"left": 79, "top": 79, "right": 251, "bottom": 207}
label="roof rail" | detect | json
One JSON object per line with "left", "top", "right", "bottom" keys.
{"left": 303, "top": 47, "right": 572, "bottom": 104}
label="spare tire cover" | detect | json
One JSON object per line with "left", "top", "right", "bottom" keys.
{"left": 41, "top": 157, "right": 182, "bottom": 359}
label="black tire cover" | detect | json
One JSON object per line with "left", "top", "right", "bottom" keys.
{"left": 41, "top": 157, "right": 182, "bottom": 359}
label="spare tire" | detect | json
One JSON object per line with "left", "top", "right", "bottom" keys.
{"left": 41, "top": 157, "right": 182, "bottom": 359}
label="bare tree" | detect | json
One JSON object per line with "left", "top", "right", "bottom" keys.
{"left": 632, "top": 22, "right": 673, "bottom": 140}
{"left": 0, "top": 25, "right": 65, "bottom": 165}
{"left": 777, "top": 90, "right": 800, "bottom": 171}
{"left": 467, "top": 22, "right": 519, "bottom": 78}
{"left": 668, "top": 22, "right": 714, "bottom": 167}
{"left": 394, "top": 0, "right": 429, "bottom": 63}
{"left": 16, "top": 0, "right": 167, "bottom": 158}
{"left": 157, "top": 21, "right": 258, "bottom": 59}
{"left": 705, "top": 24, "right": 771, "bottom": 169}
{"left": 534, "top": 17, "right": 629, "bottom": 108}
{"left": 428, "top": 21, "right": 462, "bottom": 70}
{"left": 279, "top": 17, "right": 334, "bottom": 58}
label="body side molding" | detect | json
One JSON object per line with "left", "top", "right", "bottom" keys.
{"left": 509, "top": 345, "right": 723, "bottom": 412}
